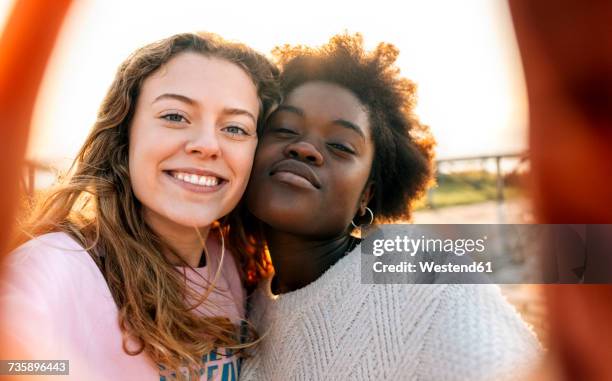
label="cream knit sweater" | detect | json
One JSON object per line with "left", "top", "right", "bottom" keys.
{"left": 241, "top": 245, "right": 541, "bottom": 381}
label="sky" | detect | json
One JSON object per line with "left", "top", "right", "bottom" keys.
{"left": 2, "top": 0, "right": 528, "bottom": 169}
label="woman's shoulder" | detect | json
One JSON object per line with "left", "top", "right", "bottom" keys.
{"left": 421, "top": 284, "right": 540, "bottom": 343}
{"left": 8, "top": 232, "right": 94, "bottom": 268}
{"left": 12, "top": 231, "right": 84, "bottom": 252}
{"left": 418, "top": 284, "right": 541, "bottom": 380}
{"left": 4, "top": 232, "right": 104, "bottom": 293}
{"left": 1, "top": 232, "right": 115, "bottom": 364}
{"left": 434, "top": 284, "right": 538, "bottom": 332}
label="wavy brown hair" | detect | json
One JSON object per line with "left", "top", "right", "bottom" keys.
{"left": 17, "top": 32, "right": 279, "bottom": 378}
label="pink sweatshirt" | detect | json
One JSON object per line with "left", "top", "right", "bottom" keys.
{"left": 0, "top": 232, "right": 245, "bottom": 381}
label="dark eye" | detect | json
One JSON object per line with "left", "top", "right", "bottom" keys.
{"left": 272, "top": 127, "right": 298, "bottom": 135}
{"left": 328, "top": 142, "right": 355, "bottom": 154}
{"left": 222, "top": 125, "right": 249, "bottom": 136}
{"left": 161, "top": 113, "right": 187, "bottom": 123}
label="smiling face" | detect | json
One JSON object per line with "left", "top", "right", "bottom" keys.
{"left": 128, "top": 52, "right": 259, "bottom": 233}
{"left": 247, "top": 81, "right": 375, "bottom": 238}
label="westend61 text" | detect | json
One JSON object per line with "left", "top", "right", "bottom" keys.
{"left": 373, "top": 261, "right": 493, "bottom": 273}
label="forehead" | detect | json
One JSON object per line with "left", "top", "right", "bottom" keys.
{"left": 140, "top": 52, "right": 259, "bottom": 113}
{"left": 284, "top": 81, "right": 370, "bottom": 133}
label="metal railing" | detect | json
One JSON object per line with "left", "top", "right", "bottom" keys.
{"left": 22, "top": 159, "right": 58, "bottom": 197}
{"left": 426, "top": 152, "right": 529, "bottom": 209}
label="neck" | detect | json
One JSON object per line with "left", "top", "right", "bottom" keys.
{"left": 163, "top": 228, "right": 210, "bottom": 268}
{"left": 144, "top": 209, "right": 211, "bottom": 268}
{"left": 265, "top": 227, "right": 356, "bottom": 294}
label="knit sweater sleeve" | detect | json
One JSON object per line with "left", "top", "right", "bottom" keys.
{"left": 414, "top": 284, "right": 541, "bottom": 381}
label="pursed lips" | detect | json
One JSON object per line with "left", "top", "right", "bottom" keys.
{"left": 269, "top": 159, "right": 322, "bottom": 189}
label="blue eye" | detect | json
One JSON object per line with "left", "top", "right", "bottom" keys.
{"left": 161, "top": 113, "right": 187, "bottom": 123}
{"left": 223, "top": 125, "right": 249, "bottom": 136}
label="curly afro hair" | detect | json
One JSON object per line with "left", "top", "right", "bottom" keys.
{"left": 272, "top": 33, "right": 435, "bottom": 222}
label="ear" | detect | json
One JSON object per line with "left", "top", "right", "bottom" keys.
{"left": 358, "top": 182, "right": 375, "bottom": 216}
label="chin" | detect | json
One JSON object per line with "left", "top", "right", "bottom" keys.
{"left": 175, "top": 217, "right": 216, "bottom": 229}
{"left": 252, "top": 203, "right": 349, "bottom": 237}
{"left": 254, "top": 206, "right": 310, "bottom": 232}
{"left": 161, "top": 208, "right": 222, "bottom": 229}
{"left": 250, "top": 189, "right": 307, "bottom": 219}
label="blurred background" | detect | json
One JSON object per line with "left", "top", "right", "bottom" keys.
{"left": 0, "top": 0, "right": 545, "bottom": 343}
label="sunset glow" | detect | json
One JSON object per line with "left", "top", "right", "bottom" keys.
{"left": 1, "top": 0, "right": 528, "bottom": 168}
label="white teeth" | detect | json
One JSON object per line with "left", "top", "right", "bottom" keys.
{"left": 171, "top": 171, "right": 220, "bottom": 187}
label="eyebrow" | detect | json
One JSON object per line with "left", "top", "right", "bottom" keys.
{"left": 275, "top": 104, "right": 365, "bottom": 140}
{"left": 275, "top": 104, "right": 304, "bottom": 117}
{"left": 222, "top": 108, "right": 257, "bottom": 124}
{"left": 153, "top": 93, "right": 256, "bottom": 124}
{"left": 153, "top": 93, "right": 196, "bottom": 105}
{"left": 332, "top": 119, "right": 366, "bottom": 140}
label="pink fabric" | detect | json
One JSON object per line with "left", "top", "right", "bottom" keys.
{"left": 0, "top": 232, "right": 245, "bottom": 380}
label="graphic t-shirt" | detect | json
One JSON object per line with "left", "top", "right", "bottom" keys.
{"left": 0, "top": 232, "right": 245, "bottom": 381}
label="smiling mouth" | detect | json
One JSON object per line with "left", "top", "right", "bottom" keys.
{"left": 164, "top": 170, "right": 227, "bottom": 188}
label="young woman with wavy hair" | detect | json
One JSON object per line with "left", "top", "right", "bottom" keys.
{"left": 0, "top": 32, "right": 278, "bottom": 380}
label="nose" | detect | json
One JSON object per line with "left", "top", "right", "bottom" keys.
{"left": 184, "top": 125, "right": 220, "bottom": 159}
{"left": 283, "top": 140, "right": 324, "bottom": 166}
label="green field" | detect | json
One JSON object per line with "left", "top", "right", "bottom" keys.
{"left": 414, "top": 170, "right": 526, "bottom": 210}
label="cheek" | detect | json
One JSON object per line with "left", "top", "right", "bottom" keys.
{"left": 224, "top": 140, "right": 258, "bottom": 188}
{"left": 251, "top": 141, "right": 280, "bottom": 173}
{"left": 328, "top": 167, "right": 372, "bottom": 215}
{"left": 128, "top": 124, "right": 182, "bottom": 198}
{"left": 250, "top": 150, "right": 270, "bottom": 177}
{"left": 128, "top": 128, "right": 149, "bottom": 198}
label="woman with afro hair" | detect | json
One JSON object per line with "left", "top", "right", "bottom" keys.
{"left": 239, "top": 34, "right": 540, "bottom": 380}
